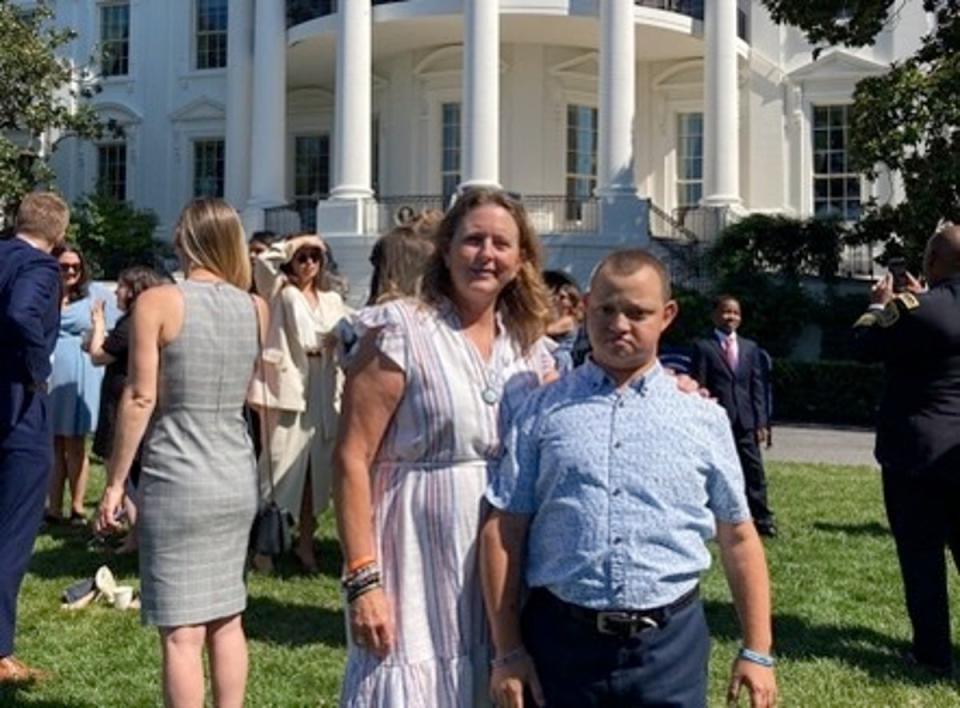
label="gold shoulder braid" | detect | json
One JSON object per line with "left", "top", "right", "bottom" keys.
{"left": 854, "top": 292, "right": 920, "bottom": 329}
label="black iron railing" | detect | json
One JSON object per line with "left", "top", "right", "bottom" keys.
{"left": 288, "top": 1, "right": 748, "bottom": 40}
{"left": 287, "top": 0, "right": 404, "bottom": 26}
{"left": 635, "top": 1, "right": 749, "bottom": 41}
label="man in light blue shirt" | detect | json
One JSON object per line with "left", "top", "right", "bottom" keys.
{"left": 480, "top": 249, "right": 776, "bottom": 708}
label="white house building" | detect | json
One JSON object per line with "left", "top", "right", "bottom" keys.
{"left": 38, "top": 0, "right": 931, "bottom": 302}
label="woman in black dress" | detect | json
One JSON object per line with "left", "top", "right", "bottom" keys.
{"left": 89, "top": 266, "right": 167, "bottom": 550}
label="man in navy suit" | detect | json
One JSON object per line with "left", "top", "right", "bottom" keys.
{"left": 0, "top": 192, "right": 69, "bottom": 684}
{"left": 692, "top": 295, "right": 777, "bottom": 537}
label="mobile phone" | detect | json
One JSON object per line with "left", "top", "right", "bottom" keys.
{"left": 888, "top": 258, "right": 908, "bottom": 293}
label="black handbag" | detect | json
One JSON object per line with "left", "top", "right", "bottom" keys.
{"left": 250, "top": 500, "right": 294, "bottom": 559}
{"left": 248, "top": 296, "right": 294, "bottom": 560}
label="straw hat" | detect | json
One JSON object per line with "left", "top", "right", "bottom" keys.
{"left": 282, "top": 234, "right": 327, "bottom": 265}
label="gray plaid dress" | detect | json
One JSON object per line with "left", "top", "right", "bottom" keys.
{"left": 138, "top": 280, "right": 259, "bottom": 626}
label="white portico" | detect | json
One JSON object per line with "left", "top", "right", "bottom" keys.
{"left": 229, "top": 0, "right": 747, "bottom": 245}
{"left": 39, "top": 0, "right": 930, "bottom": 300}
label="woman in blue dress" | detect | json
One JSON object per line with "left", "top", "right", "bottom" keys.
{"left": 46, "top": 246, "right": 104, "bottom": 524}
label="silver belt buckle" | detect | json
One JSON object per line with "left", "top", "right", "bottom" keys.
{"left": 596, "top": 611, "right": 658, "bottom": 636}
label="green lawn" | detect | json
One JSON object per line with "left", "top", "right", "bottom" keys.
{"left": 4, "top": 461, "right": 960, "bottom": 707}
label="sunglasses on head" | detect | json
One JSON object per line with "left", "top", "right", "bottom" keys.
{"left": 295, "top": 250, "right": 324, "bottom": 265}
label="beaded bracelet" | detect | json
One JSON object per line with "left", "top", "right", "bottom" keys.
{"left": 738, "top": 647, "right": 776, "bottom": 668}
{"left": 346, "top": 579, "right": 382, "bottom": 604}
{"left": 490, "top": 647, "right": 528, "bottom": 669}
{"left": 341, "top": 562, "right": 379, "bottom": 590}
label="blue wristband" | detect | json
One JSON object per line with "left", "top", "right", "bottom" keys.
{"left": 738, "top": 647, "right": 775, "bottom": 668}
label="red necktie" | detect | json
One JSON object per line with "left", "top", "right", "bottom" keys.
{"left": 723, "top": 337, "right": 738, "bottom": 371}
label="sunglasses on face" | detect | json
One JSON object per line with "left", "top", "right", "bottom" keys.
{"left": 295, "top": 250, "right": 324, "bottom": 265}
{"left": 60, "top": 262, "right": 81, "bottom": 273}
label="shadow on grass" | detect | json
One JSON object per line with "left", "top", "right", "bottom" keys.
{"left": 264, "top": 537, "right": 343, "bottom": 581}
{"left": 28, "top": 536, "right": 138, "bottom": 582}
{"left": 245, "top": 594, "right": 346, "bottom": 649}
{"left": 705, "top": 600, "right": 954, "bottom": 687}
{"left": 0, "top": 685, "right": 95, "bottom": 708}
{"left": 811, "top": 521, "right": 889, "bottom": 538}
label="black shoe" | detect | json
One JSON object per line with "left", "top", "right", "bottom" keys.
{"left": 903, "top": 650, "right": 953, "bottom": 678}
{"left": 755, "top": 521, "right": 778, "bottom": 538}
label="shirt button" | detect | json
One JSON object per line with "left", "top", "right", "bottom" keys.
{"left": 618, "top": 400, "right": 626, "bottom": 408}
{"left": 616, "top": 584, "right": 625, "bottom": 593}
{"left": 613, "top": 441, "right": 622, "bottom": 449}
{"left": 614, "top": 537, "right": 623, "bottom": 545}
{"left": 612, "top": 488, "right": 622, "bottom": 497}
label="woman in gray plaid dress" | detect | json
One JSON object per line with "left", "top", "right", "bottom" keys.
{"left": 97, "top": 198, "right": 268, "bottom": 708}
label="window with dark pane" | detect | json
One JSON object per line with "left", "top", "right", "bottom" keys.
{"left": 565, "top": 104, "right": 598, "bottom": 221}
{"left": 812, "top": 104, "right": 861, "bottom": 220}
{"left": 193, "top": 139, "right": 225, "bottom": 198}
{"left": 676, "top": 112, "right": 703, "bottom": 211}
{"left": 294, "top": 135, "right": 330, "bottom": 232}
{"left": 97, "top": 143, "right": 127, "bottom": 201}
{"left": 100, "top": 3, "right": 130, "bottom": 77}
{"left": 196, "top": 0, "right": 228, "bottom": 70}
{"left": 441, "top": 102, "right": 461, "bottom": 205}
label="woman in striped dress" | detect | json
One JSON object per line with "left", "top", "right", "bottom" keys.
{"left": 334, "top": 188, "right": 556, "bottom": 706}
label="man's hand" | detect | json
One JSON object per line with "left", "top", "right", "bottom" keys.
{"left": 489, "top": 651, "right": 545, "bottom": 708}
{"left": 756, "top": 428, "right": 768, "bottom": 446}
{"left": 870, "top": 273, "right": 895, "bottom": 306}
{"left": 348, "top": 587, "right": 395, "bottom": 659}
{"left": 904, "top": 271, "right": 926, "bottom": 295}
{"left": 727, "top": 658, "right": 777, "bottom": 707}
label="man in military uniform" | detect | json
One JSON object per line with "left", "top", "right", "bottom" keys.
{"left": 853, "top": 224, "right": 960, "bottom": 675}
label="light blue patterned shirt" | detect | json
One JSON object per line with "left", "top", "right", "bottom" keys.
{"left": 486, "top": 359, "right": 751, "bottom": 610}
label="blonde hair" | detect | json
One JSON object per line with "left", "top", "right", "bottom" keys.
{"left": 422, "top": 188, "right": 551, "bottom": 352}
{"left": 16, "top": 191, "right": 70, "bottom": 245}
{"left": 173, "top": 198, "right": 251, "bottom": 290}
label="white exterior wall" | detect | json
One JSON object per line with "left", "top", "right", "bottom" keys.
{"left": 32, "top": 0, "right": 931, "bottom": 302}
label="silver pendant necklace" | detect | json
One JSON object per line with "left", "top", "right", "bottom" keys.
{"left": 475, "top": 348, "right": 504, "bottom": 406}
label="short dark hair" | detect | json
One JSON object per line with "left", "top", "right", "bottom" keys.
{"left": 118, "top": 265, "right": 169, "bottom": 304}
{"left": 249, "top": 230, "right": 278, "bottom": 247}
{"left": 713, "top": 293, "right": 740, "bottom": 310}
{"left": 592, "top": 249, "right": 672, "bottom": 301}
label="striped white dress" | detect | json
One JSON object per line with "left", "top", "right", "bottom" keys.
{"left": 340, "top": 299, "right": 554, "bottom": 708}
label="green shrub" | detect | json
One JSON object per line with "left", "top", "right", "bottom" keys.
{"left": 69, "top": 193, "right": 169, "bottom": 279}
{"left": 772, "top": 359, "right": 883, "bottom": 427}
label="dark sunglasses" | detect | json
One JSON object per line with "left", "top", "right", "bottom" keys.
{"left": 60, "top": 262, "right": 82, "bottom": 273}
{"left": 295, "top": 250, "right": 325, "bottom": 265}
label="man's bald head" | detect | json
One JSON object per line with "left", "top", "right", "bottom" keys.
{"left": 924, "top": 224, "right": 960, "bottom": 285}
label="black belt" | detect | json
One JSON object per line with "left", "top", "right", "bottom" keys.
{"left": 532, "top": 585, "right": 699, "bottom": 638}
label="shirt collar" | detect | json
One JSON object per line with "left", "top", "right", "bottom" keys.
{"left": 582, "top": 357, "right": 664, "bottom": 394}
{"left": 15, "top": 233, "right": 44, "bottom": 250}
{"left": 715, "top": 329, "right": 736, "bottom": 343}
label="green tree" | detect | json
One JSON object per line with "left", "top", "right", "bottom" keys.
{"left": 69, "top": 193, "right": 170, "bottom": 279}
{"left": 0, "top": 0, "right": 108, "bottom": 215}
{"left": 760, "top": 0, "right": 960, "bottom": 269}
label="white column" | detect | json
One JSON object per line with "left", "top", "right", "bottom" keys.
{"left": 703, "top": 0, "right": 740, "bottom": 206}
{"left": 597, "top": 0, "right": 636, "bottom": 197}
{"left": 246, "top": 0, "right": 286, "bottom": 210}
{"left": 225, "top": 0, "right": 253, "bottom": 210}
{"left": 330, "top": 0, "right": 373, "bottom": 200}
{"left": 460, "top": 0, "right": 499, "bottom": 190}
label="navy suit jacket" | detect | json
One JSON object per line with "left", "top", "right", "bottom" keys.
{"left": 0, "top": 237, "right": 61, "bottom": 439}
{"left": 691, "top": 333, "right": 767, "bottom": 432}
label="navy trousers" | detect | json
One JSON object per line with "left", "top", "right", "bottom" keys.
{"left": 522, "top": 590, "right": 710, "bottom": 708}
{"left": 0, "top": 393, "right": 53, "bottom": 657}
{"left": 733, "top": 425, "right": 774, "bottom": 526}
{"left": 882, "top": 466, "right": 960, "bottom": 671}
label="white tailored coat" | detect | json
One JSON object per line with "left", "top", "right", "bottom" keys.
{"left": 250, "top": 284, "right": 351, "bottom": 521}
